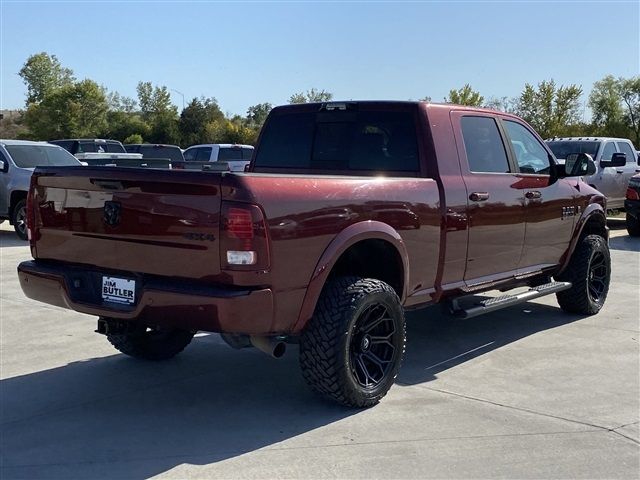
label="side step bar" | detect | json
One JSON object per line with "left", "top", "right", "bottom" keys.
{"left": 451, "top": 281, "right": 572, "bottom": 319}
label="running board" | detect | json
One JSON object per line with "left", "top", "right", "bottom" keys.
{"left": 451, "top": 281, "right": 572, "bottom": 319}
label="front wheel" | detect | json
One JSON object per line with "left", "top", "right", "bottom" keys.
{"left": 106, "top": 321, "right": 195, "bottom": 360}
{"left": 556, "top": 235, "right": 611, "bottom": 315}
{"left": 626, "top": 212, "right": 640, "bottom": 237}
{"left": 299, "top": 277, "right": 406, "bottom": 408}
{"left": 12, "top": 199, "right": 27, "bottom": 241}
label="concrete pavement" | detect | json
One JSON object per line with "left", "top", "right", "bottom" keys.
{"left": 1, "top": 222, "right": 638, "bottom": 479}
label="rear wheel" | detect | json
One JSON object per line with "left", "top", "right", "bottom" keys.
{"left": 106, "top": 322, "right": 195, "bottom": 360}
{"left": 556, "top": 235, "right": 610, "bottom": 315}
{"left": 299, "top": 277, "right": 406, "bottom": 408}
{"left": 12, "top": 199, "right": 27, "bottom": 241}
{"left": 626, "top": 212, "right": 640, "bottom": 237}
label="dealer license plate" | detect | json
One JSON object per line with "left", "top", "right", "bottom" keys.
{"left": 102, "top": 276, "right": 136, "bottom": 304}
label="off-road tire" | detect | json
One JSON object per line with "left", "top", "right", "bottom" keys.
{"left": 556, "top": 234, "right": 610, "bottom": 315}
{"left": 12, "top": 199, "right": 27, "bottom": 241}
{"left": 626, "top": 213, "right": 640, "bottom": 237}
{"left": 299, "top": 277, "right": 406, "bottom": 408}
{"left": 107, "top": 323, "right": 195, "bottom": 360}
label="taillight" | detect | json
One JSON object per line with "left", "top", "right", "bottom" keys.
{"left": 221, "top": 202, "right": 269, "bottom": 270}
{"left": 627, "top": 187, "right": 640, "bottom": 200}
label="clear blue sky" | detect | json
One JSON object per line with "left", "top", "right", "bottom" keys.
{"left": 1, "top": 1, "right": 638, "bottom": 116}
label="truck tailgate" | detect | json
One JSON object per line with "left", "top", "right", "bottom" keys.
{"left": 31, "top": 167, "right": 223, "bottom": 281}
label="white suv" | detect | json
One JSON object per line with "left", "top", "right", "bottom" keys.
{"left": 183, "top": 144, "right": 254, "bottom": 172}
{"left": 547, "top": 137, "right": 640, "bottom": 210}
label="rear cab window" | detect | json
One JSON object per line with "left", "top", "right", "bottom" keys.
{"left": 253, "top": 105, "right": 420, "bottom": 175}
{"left": 460, "top": 116, "right": 510, "bottom": 173}
{"left": 546, "top": 141, "right": 600, "bottom": 160}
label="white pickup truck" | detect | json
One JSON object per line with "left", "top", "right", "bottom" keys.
{"left": 546, "top": 137, "right": 640, "bottom": 211}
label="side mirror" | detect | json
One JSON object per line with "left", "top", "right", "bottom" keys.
{"left": 564, "top": 153, "right": 596, "bottom": 177}
{"left": 0, "top": 160, "right": 5, "bottom": 172}
{"left": 601, "top": 152, "right": 626, "bottom": 168}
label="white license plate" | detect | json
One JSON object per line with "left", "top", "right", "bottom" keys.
{"left": 102, "top": 276, "right": 136, "bottom": 304}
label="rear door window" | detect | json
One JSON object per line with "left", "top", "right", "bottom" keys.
{"left": 460, "top": 116, "right": 511, "bottom": 173}
{"left": 218, "top": 147, "right": 242, "bottom": 161}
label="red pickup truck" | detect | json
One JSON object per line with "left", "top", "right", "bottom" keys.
{"left": 18, "top": 102, "right": 611, "bottom": 407}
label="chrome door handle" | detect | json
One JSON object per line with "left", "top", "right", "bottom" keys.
{"left": 616, "top": 170, "right": 624, "bottom": 174}
{"left": 469, "top": 192, "right": 489, "bottom": 202}
{"left": 525, "top": 191, "right": 542, "bottom": 199}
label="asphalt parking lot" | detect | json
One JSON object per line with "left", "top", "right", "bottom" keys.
{"left": 0, "top": 221, "right": 638, "bottom": 479}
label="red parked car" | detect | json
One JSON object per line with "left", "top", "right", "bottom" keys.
{"left": 19, "top": 101, "right": 610, "bottom": 407}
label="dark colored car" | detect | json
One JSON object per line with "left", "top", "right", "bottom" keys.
{"left": 124, "top": 144, "right": 185, "bottom": 163}
{"left": 50, "top": 138, "right": 127, "bottom": 154}
{"left": 625, "top": 174, "right": 640, "bottom": 236}
{"left": 19, "top": 101, "right": 611, "bottom": 407}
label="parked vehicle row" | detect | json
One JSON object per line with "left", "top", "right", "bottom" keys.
{"left": 0, "top": 140, "right": 82, "bottom": 239}
{"left": 17, "top": 101, "right": 615, "bottom": 407}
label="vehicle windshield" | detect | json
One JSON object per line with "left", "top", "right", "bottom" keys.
{"left": 547, "top": 141, "right": 600, "bottom": 160}
{"left": 254, "top": 108, "right": 420, "bottom": 174}
{"left": 6, "top": 145, "right": 80, "bottom": 168}
{"left": 137, "top": 145, "right": 184, "bottom": 162}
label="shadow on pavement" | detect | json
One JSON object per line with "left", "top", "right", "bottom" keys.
{"left": 399, "top": 300, "right": 586, "bottom": 385}
{"left": 609, "top": 234, "right": 640, "bottom": 252}
{"left": 0, "top": 229, "right": 27, "bottom": 248}
{"left": 0, "top": 299, "right": 587, "bottom": 478}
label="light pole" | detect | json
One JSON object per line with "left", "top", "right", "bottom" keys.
{"left": 171, "top": 89, "right": 185, "bottom": 111}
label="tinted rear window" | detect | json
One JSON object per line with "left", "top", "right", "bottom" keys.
{"left": 6, "top": 145, "right": 80, "bottom": 168}
{"left": 547, "top": 141, "right": 600, "bottom": 159}
{"left": 254, "top": 109, "right": 420, "bottom": 173}
{"left": 137, "top": 145, "right": 184, "bottom": 162}
{"left": 218, "top": 147, "right": 243, "bottom": 161}
{"left": 460, "top": 116, "right": 510, "bottom": 173}
{"left": 77, "top": 141, "right": 125, "bottom": 153}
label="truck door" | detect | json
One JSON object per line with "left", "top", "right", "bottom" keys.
{"left": 617, "top": 140, "right": 639, "bottom": 187}
{"left": 501, "top": 119, "right": 575, "bottom": 270}
{"left": 451, "top": 113, "right": 526, "bottom": 282}
{"left": 597, "top": 141, "right": 621, "bottom": 206}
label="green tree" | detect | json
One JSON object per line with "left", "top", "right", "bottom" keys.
{"left": 289, "top": 88, "right": 333, "bottom": 104}
{"left": 618, "top": 76, "right": 640, "bottom": 146}
{"left": 514, "top": 80, "right": 582, "bottom": 138}
{"left": 445, "top": 84, "right": 484, "bottom": 107}
{"left": 246, "top": 102, "right": 272, "bottom": 128}
{"left": 24, "top": 79, "right": 108, "bottom": 139}
{"left": 18, "top": 52, "right": 75, "bottom": 105}
{"left": 123, "top": 133, "right": 144, "bottom": 144}
{"left": 136, "top": 82, "right": 179, "bottom": 144}
{"left": 205, "top": 118, "right": 258, "bottom": 145}
{"left": 136, "top": 82, "right": 177, "bottom": 119}
{"left": 179, "top": 97, "right": 225, "bottom": 146}
{"left": 588, "top": 75, "right": 625, "bottom": 137}
{"left": 483, "top": 96, "right": 516, "bottom": 113}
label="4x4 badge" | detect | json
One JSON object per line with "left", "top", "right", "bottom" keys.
{"left": 103, "top": 201, "right": 121, "bottom": 227}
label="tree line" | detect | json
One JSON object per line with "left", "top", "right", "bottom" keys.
{"left": 3, "top": 52, "right": 639, "bottom": 147}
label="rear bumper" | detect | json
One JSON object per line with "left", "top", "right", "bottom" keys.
{"left": 17, "top": 261, "right": 274, "bottom": 334}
